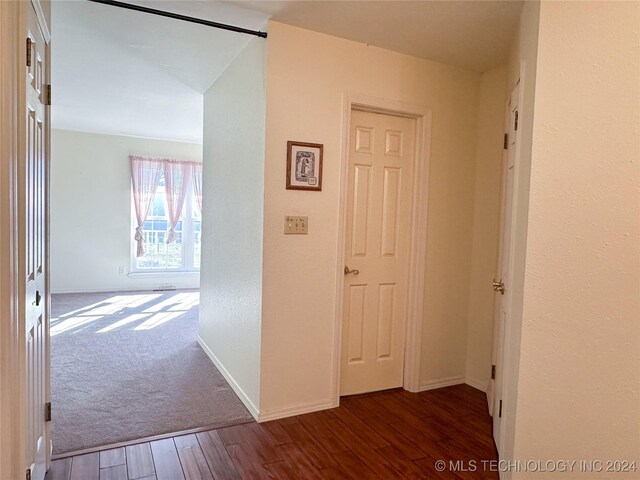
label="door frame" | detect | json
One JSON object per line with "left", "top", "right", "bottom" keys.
{"left": 332, "top": 93, "right": 432, "bottom": 404}
{"left": 0, "top": 2, "right": 22, "bottom": 478}
{"left": 0, "top": 1, "right": 51, "bottom": 478}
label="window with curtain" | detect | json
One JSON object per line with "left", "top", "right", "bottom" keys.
{"left": 130, "top": 155, "right": 202, "bottom": 272}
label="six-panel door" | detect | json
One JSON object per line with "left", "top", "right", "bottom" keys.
{"left": 24, "top": 4, "right": 49, "bottom": 479}
{"left": 341, "top": 109, "right": 416, "bottom": 396}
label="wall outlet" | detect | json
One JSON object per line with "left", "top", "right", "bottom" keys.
{"left": 284, "top": 215, "right": 308, "bottom": 234}
{"left": 118, "top": 266, "right": 126, "bottom": 275}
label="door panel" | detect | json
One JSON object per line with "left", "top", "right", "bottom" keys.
{"left": 491, "top": 81, "right": 519, "bottom": 452}
{"left": 351, "top": 165, "right": 372, "bottom": 256}
{"left": 24, "top": 4, "right": 49, "bottom": 479}
{"left": 341, "top": 110, "right": 415, "bottom": 396}
{"left": 380, "top": 168, "right": 401, "bottom": 256}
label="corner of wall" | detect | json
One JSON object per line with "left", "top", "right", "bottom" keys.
{"left": 199, "top": 33, "right": 266, "bottom": 418}
{"left": 463, "top": 65, "right": 508, "bottom": 393}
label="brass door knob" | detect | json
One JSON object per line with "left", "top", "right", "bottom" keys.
{"left": 492, "top": 279, "right": 505, "bottom": 295}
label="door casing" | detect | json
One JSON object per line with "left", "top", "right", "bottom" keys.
{"left": 0, "top": 1, "right": 51, "bottom": 479}
{"left": 332, "top": 93, "right": 432, "bottom": 404}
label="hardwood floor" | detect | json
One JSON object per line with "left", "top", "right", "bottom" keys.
{"left": 45, "top": 384, "right": 499, "bottom": 480}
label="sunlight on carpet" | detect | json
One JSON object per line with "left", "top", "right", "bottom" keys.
{"left": 51, "top": 290, "right": 253, "bottom": 454}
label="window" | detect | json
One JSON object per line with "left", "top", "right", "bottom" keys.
{"left": 130, "top": 156, "right": 202, "bottom": 273}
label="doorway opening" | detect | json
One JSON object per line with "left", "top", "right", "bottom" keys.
{"left": 49, "top": 0, "right": 265, "bottom": 456}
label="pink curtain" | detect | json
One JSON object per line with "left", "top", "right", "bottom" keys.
{"left": 130, "top": 156, "right": 162, "bottom": 257}
{"left": 192, "top": 163, "right": 203, "bottom": 215}
{"left": 163, "top": 160, "right": 193, "bottom": 244}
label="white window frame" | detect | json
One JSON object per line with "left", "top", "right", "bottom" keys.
{"left": 129, "top": 178, "right": 201, "bottom": 274}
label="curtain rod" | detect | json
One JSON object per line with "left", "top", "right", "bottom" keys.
{"left": 87, "top": 0, "right": 268, "bottom": 38}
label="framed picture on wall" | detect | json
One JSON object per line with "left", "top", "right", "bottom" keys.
{"left": 286, "top": 141, "right": 324, "bottom": 191}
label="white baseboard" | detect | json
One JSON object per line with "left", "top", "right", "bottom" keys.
{"left": 197, "top": 336, "right": 260, "bottom": 421}
{"left": 51, "top": 285, "right": 199, "bottom": 295}
{"left": 418, "top": 375, "right": 465, "bottom": 392}
{"left": 258, "top": 398, "right": 338, "bottom": 423}
{"left": 464, "top": 377, "right": 488, "bottom": 392}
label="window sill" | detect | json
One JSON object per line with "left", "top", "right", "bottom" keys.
{"left": 128, "top": 271, "right": 200, "bottom": 278}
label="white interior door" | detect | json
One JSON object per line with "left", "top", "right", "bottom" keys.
{"left": 490, "top": 80, "right": 520, "bottom": 452}
{"left": 23, "top": 4, "right": 49, "bottom": 479}
{"left": 340, "top": 109, "right": 416, "bottom": 396}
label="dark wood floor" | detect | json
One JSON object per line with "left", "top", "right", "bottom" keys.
{"left": 45, "top": 384, "right": 498, "bottom": 480}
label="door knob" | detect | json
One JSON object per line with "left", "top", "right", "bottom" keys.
{"left": 35, "top": 290, "right": 42, "bottom": 306}
{"left": 344, "top": 265, "right": 359, "bottom": 276}
{"left": 492, "top": 279, "right": 505, "bottom": 295}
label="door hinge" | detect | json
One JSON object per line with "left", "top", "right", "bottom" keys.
{"left": 499, "top": 400, "right": 503, "bottom": 418}
{"left": 45, "top": 84, "right": 52, "bottom": 106}
{"left": 26, "top": 468, "right": 31, "bottom": 480}
{"left": 503, "top": 133, "right": 508, "bottom": 149}
{"left": 491, "top": 365, "right": 496, "bottom": 380}
{"left": 514, "top": 111, "right": 519, "bottom": 131}
{"left": 45, "top": 402, "right": 51, "bottom": 422}
{"left": 26, "top": 38, "right": 33, "bottom": 67}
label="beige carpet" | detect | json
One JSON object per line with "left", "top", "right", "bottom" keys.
{"left": 51, "top": 290, "right": 253, "bottom": 455}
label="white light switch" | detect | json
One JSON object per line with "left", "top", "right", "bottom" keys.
{"left": 284, "top": 215, "right": 308, "bottom": 234}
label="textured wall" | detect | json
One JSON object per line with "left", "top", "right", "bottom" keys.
{"left": 512, "top": 1, "right": 640, "bottom": 476}
{"left": 199, "top": 37, "right": 266, "bottom": 414}
{"left": 261, "top": 21, "right": 483, "bottom": 417}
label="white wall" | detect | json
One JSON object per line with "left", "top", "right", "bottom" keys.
{"left": 198, "top": 37, "right": 266, "bottom": 416}
{"left": 260, "top": 21, "right": 485, "bottom": 418}
{"left": 464, "top": 66, "right": 506, "bottom": 391}
{"left": 50, "top": 129, "right": 202, "bottom": 293}
{"left": 510, "top": 2, "right": 640, "bottom": 476}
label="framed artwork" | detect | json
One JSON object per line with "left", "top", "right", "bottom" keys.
{"left": 286, "top": 141, "right": 323, "bottom": 191}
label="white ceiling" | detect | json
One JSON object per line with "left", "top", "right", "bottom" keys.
{"left": 236, "top": 0, "right": 523, "bottom": 72}
{"left": 52, "top": 0, "right": 522, "bottom": 143}
{"left": 52, "top": 0, "right": 270, "bottom": 143}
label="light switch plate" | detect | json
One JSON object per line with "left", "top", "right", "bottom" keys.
{"left": 284, "top": 215, "right": 308, "bottom": 234}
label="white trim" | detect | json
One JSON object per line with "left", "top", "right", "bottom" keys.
{"left": 197, "top": 336, "right": 260, "bottom": 421}
{"left": 53, "top": 127, "right": 204, "bottom": 146}
{"left": 127, "top": 271, "right": 200, "bottom": 278}
{"left": 465, "top": 377, "right": 488, "bottom": 393}
{"left": 0, "top": 2, "right": 21, "bottom": 478}
{"left": 332, "top": 92, "right": 432, "bottom": 404}
{"left": 258, "top": 399, "right": 337, "bottom": 423}
{"left": 50, "top": 286, "right": 198, "bottom": 295}
{"left": 30, "top": 0, "right": 50, "bottom": 43}
{"left": 418, "top": 376, "right": 465, "bottom": 392}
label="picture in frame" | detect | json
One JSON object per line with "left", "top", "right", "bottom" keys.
{"left": 286, "top": 141, "right": 324, "bottom": 191}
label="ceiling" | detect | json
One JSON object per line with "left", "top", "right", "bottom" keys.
{"left": 52, "top": 0, "right": 522, "bottom": 143}
{"left": 52, "top": 0, "right": 270, "bottom": 143}
{"left": 237, "top": 0, "right": 523, "bottom": 72}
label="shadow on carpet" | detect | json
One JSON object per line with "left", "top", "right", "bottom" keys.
{"left": 51, "top": 290, "right": 253, "bottom": 455}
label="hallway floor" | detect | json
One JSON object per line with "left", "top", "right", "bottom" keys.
{"left": 51, "top": 290, "right": 253, "bottom": 455}
{"left": 46, "top": 384, "right": 499, "bottom": 479}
